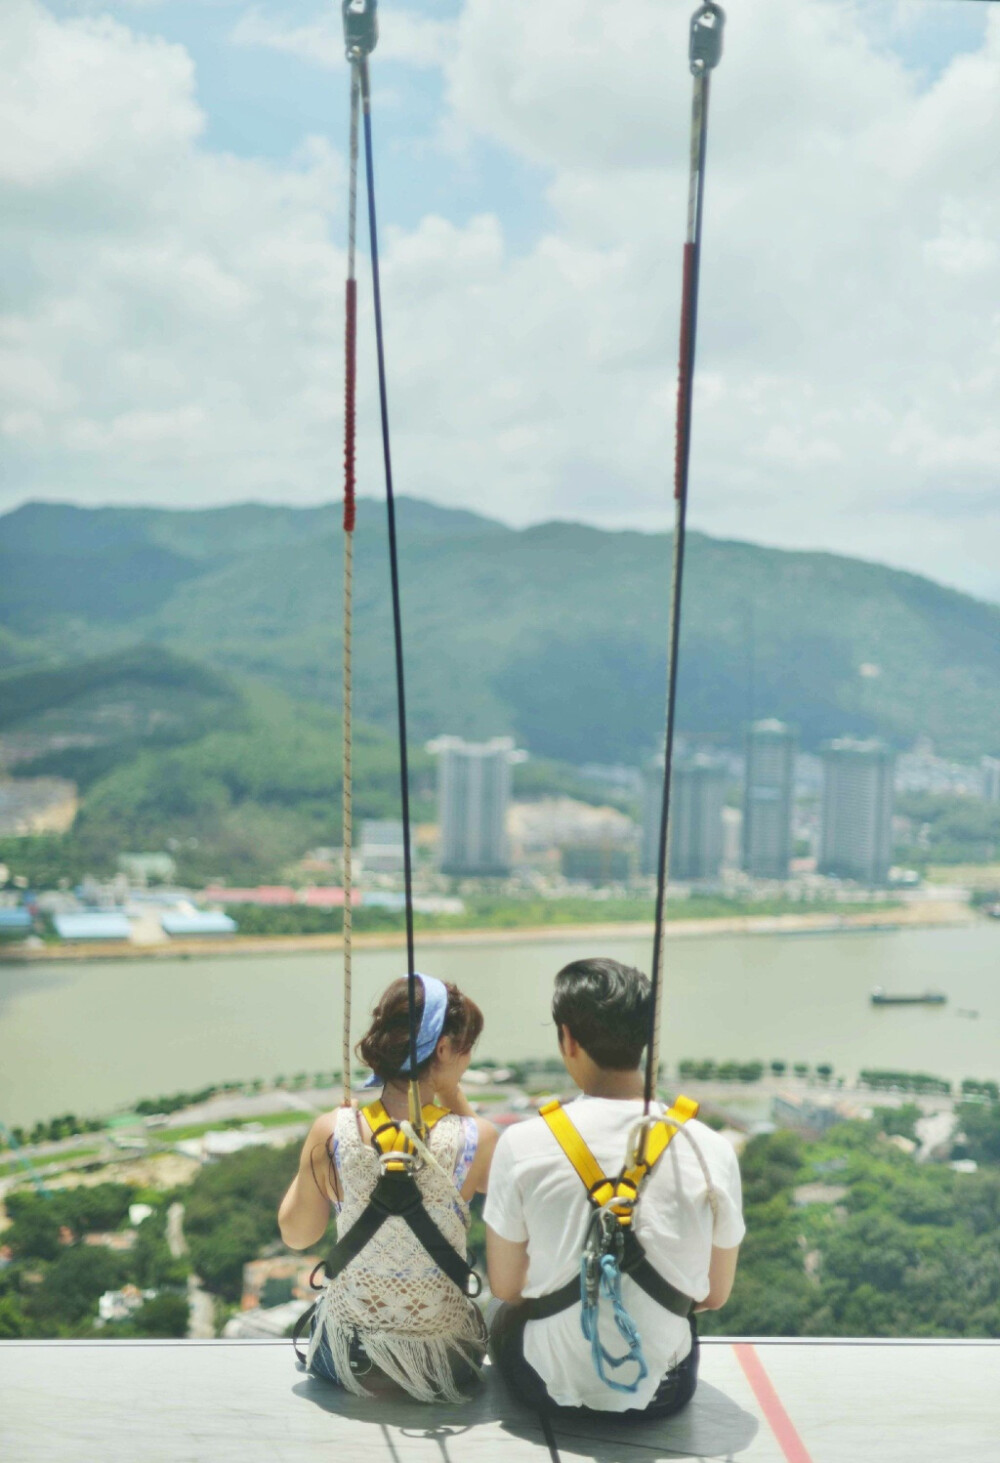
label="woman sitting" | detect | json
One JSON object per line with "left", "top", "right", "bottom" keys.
{"left": 279, "top": 973, "right": 497, "bottom": 1402}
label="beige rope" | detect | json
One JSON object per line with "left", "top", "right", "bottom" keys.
{"left": 341, "top": 64, "right": 361, "bottom": 1107}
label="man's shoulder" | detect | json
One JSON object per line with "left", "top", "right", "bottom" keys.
{"left": 496, "top": 1112, "right": 550, "bottom": 1152}
{"left": 667, "top": 1114, "right": 741, "bottom": 1179}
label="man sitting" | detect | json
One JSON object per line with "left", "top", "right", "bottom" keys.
{"left": 485, "top": 957, "right": 744, "bottom": 1417}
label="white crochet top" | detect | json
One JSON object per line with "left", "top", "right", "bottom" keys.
{"left": 306, "top": 1105, "right": 485, "bottom": 1401}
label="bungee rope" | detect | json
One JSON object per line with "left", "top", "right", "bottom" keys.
{"left": 341, "top": 60, "right": 360, "bottom": 1108}
{"left": 642, "top": 0, "right": 726, "bottom": 1128}
{"left": 342, "top": 0, "right": 424, "bottom": 1137}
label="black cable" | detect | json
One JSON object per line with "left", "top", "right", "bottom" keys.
{"left": 358, "top": 59, "right": 420, "bottom": 1086}
{"left": 537, "top": 1409, "right": 562, "bottom": 1463}
{"left": 645, "top": 3, "right": 723, "bottom": 1111}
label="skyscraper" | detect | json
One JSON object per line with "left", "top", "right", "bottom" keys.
{"left": 641, "top": 755, "right": 726, "bottom": 882}
{"left": 819, "top": 738, "right": 896, "bottom": 886}
{"left": 742, "top": 720, "right": 795, "bottom": 878}
{"left": 982, "top": 756, "right": 1000, "bottom": 804}
{"left": 640, "top": 759, "right": 663, "bottom": 878}
{"left": 430, "top": 736, "right": 514, "bottom": 876}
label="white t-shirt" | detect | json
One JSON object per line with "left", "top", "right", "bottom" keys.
{"left": 484, "top": 1095, "right": 745, "bottom": 1412}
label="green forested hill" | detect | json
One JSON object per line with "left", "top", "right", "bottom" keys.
{"left": 2, "top": 499, "right": 999, "bottom": 762}
{"left": 0, "top": 648, "right": 422, "bottom": 883}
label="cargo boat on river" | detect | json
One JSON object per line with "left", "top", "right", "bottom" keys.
{"left": 870, "top": 986, "right": 946, "bottom": 1006}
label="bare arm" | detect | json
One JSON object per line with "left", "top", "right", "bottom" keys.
{"left": 461, "top": 1117, "right": 499, "bottom": 1199}
{"left": 486, "top": 1226, "right": 530, "bottom": 1303}
{"left": 434, "top": 1083, "right": 499, "bottom": 1199}
{"left": 278, "top": 1113, "right": 338, "bottom": 1251}
{"left": 694, "top": 1244, "right": 740, "bottom": 1311}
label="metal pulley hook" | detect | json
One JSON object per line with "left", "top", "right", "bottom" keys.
{"left": 690, "top": 2, "right": 725, "bottom": 76}
{"left": 343, "top": 0, "right": 378, "bottom": 61}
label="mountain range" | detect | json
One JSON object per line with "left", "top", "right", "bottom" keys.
{"left": 2, "top": 497, "right": 999, "bottom": 766}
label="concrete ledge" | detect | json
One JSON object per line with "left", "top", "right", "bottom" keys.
{"left": 2, "top": 1338, "right": 998, "bottom": 1462}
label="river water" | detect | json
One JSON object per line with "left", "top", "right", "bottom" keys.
{"left": 1, "top": 923, "right": 999, "bottom": 1126}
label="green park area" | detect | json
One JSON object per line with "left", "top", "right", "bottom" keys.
{"left": 3, "top": 1097, "right": 1000, "bottom": 1343}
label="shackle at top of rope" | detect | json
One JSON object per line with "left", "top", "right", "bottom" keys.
{"left": 690, "top": 2, "right": 725, "bottom": 75}
{"left": 343, "top": 0, "right": 378, "bottom": 60}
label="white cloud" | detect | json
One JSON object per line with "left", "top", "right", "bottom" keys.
{"left": 230, "top": 5, "right": 456, "bottom": 71}
{"left": 2, "top": 0, "right": 1000, "bottom": 605}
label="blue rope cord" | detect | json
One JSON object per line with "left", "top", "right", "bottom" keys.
{"left": 579, "top": 1250, "right": 649, "bottom": 1395}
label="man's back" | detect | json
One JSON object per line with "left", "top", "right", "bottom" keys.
{"left": 485, "top": 1094, "right": 744, "bottom": 1411}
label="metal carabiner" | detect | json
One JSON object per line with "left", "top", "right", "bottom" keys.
{"left": 690, "top": 2, "right": 725, "bottom": 77}
{"left": 343, "top": 0, "right": 378, "bottom": 61}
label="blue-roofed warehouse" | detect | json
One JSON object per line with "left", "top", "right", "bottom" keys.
{"left": 53, "top": 911, "right": 132, "bottom": 942}
{"left": 0, "top": 908, "right": 33, "bottom": 936}
{"left": 160, "top": 911, "right": 237, "bottom": 938}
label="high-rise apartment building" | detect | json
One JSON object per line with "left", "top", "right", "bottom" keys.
{"left": 742, "top": 720, "right": 795, "bottom": 878}
{"left": 982, "top": 756, "right": 1000, "bottom": 804}
{"left": 641, "top": 755, "right": 726, "bottom": 882}
{"left": 819, "top": 737, "right": 895, "bottom": 886}
{"left": 640, "top": 760, "right": 663, "bottom": 878}
{"left": 429, "top": 736, "right": 514, "bottom": 876}
{"left": 359, "top": 820, "right": 411, "bottom": 875}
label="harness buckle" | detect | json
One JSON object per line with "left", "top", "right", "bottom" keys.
{"left": 690, "top": 2, "right": 725, "bottom": 77}
{"left": 582, "top": 1247, "right": 601, "bottom": 1308}
{"left": 371, "top": 1121, "right": 424, "bottom": 1170}
{"left": 342, "top": 0, "right": 378, "bottom": 61}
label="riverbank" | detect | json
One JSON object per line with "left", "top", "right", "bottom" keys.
{"left": 0, "top": 898, "right": 972, "bottom": 965}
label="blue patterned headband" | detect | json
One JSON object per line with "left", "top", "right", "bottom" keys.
{"left": 364, "top": 972, "right": 449, "bottom": 1085}
{"left": 399, "top": 972, "right": 449, "bottom": 1072}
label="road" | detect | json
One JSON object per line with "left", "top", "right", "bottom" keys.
{"left": 167, "top": 1201, "right": 215, "bottom": 1339}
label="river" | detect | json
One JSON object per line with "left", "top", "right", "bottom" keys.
{"left": 1, "top": 923, "right": 999, "bottom": 1126}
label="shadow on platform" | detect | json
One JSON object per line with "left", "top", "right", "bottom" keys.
{"left": 293, "top": 1364, "right": 759, "bottom": 1461}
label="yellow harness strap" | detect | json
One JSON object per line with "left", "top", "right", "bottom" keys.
{"left": 539, "top": 1095, "right": 699, "bottom": 1225}
{"left": 362, "top": 1099, "right": 450, "bottom": 1163}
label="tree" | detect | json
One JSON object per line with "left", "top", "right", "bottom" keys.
{"left": 740, "top": 1131, "right": 804, "bottom": 1205}
{"left": 30, "top": 1246, "right": 129, "bottom": 1328}
{"left": 957, "top": 1103, "right": 1000, "bottom": 1165}
{"left": 4, "top": 1195, "right": 62, "bottom": 1261}
{"left": 0, "top": 1296, "right": 29, "bottom": 1339}
{"left": 187, "top": 1213, "right": 261, "bottom": 1302}
{"left": 131, "top": 1293, "right": 189, "bottom": 1339}
{"left": 66, "top": 1184, "right": 133, "bottom": 1234}
{"left": 872, "top": 1103, "right": 921, "bottom": 1141}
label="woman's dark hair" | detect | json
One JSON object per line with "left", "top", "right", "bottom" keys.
{"left": 551, "top": 958, "right": 650, "bottom": 1071}
{"left": 357, "top": 978, "right": 484, "bottom": 1082}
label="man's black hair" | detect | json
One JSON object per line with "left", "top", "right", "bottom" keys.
{"left": 551, "top": 958, "right": 650, "bottom": 1071}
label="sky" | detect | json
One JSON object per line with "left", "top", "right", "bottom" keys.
{"left": 2, "top": 0, "right": 999, "bottom": 601}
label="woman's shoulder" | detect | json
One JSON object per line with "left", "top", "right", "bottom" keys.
{"left": 307, "top": 1108, "right": 339, "bottom": 1147}
{"left": 472, "top": 1113, "right": 499, "bottom": 1150}
{"left": 313, "top": 1104, "right": 368, "bottom": 1151}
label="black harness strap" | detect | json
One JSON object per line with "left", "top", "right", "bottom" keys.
{"left": 619, "top": 1228, "right": 694, "bottom": 1318}
{"left": 292, "top": 1300, "right": 318, "bottom": 1364}
{"left": 320, "top": 1168, "right": 480, "bottom": 1297}
{"left": 520, "top": 1229, "right": 693, "bottom": 1324}
{"left": 322, "top": 1196, "right": 392, "bottom": 1282}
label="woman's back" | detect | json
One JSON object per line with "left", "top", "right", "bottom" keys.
{"left": 307, "top": 1105, "right": 486, "bottom": 1400}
